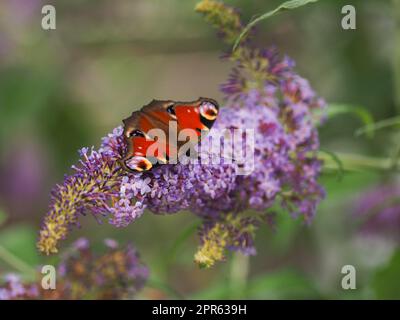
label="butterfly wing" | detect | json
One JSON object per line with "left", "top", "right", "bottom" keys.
{"left": 120, "top": 100, "right": 176, "bottom": 171}
{"left": 120, "top": 98, "right": 219, "bottom": 172}
{"left": 172, "top": 98, "right": 219, "bottom": 159}
{"left": 174, "top": 98, "right": 218, "bottom": 130}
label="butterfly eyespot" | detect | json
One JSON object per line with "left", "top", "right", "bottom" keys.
{"left": 200, "top": 102, "right": 218, "bottom": 121}
{"left": 129, "top": 129, "right": 145, "bottom": 138}
{"left": 125, "top": 156, "right": 153, "bottom": 172}
{"left": 167, "top": 104, "right": 176, "bottom": 115}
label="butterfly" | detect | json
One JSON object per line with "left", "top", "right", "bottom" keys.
{"left": 119, "top": 97, "right": 219, "bottom": 172}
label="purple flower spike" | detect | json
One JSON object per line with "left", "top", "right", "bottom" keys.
{"left": 38, "top": 1, "right": 326, "bottom": 267}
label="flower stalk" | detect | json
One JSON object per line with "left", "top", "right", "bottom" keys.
{"left": 229, "top": 252, "right": 249, "bottom": 298}
{"left": 393, "top": 0, "right": 400, "bottom": 112}
{"left": 320, "top": 152, "right": 399, "bottom": 173}
{"left": 0, "top": 245, "right": 36, "bottom": 280}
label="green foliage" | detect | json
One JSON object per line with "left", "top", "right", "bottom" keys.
{"left": 39, "top": 95, "right": 94, "bottom": 170}
{"left": 319, "top": 149, "right": 345, "bottom": 180}
{"left": 0, "top": 65, "right": 93, "bottom": 170}
{"left": 233, "top": 0, "right": 320, "bottom": 51}
{"left": 372, "top": 250, "right": 400, "bottom": 299}
{"left": 355, "top": 115, "right": 400, "bottom": 137}
{"left": 0, "top": 67, "right": 55, "bottom": 149}
{"left": 326, "top": 104, "right": 375, "bottom": 138}
{"left": 191, "top": 269, "right": 320, "bottom": 299}
{"left": 0, "top": 225, "right": 40, "bottom": 268}
{"left": 0, "top": 225, "right": 38, "bottom": 281}
{"left": 321, "top": 171, "right": 379, "bottom": 201}
{"left": 247, "top": 269, "right": 320, "bottom": 299}
{"left": 164, "top": 221, "right": 200, "bottom": 268}
{"left": 256, "top": 207, "right": 302, "bottom": 255}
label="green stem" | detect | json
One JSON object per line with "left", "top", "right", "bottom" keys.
{"left": 355, "top": 115, "right": 400, "bottom": 136}
{"left": 319, "top": 151, "right": 394, "bottom": 172}
{"left": 233, "top": 0, "right": 319, "bottom": 51}
{"left": 393, "top": 0, "right": 400, "bottom": 112}
{"left": 229, "top": 252, "right": 249, "bottom": 298}
{"left": 0, "top": 245, "right": 36, "bottom": 279}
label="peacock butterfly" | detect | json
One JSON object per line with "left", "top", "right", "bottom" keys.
{"left": 120, "top": 97, "right": 219, "bottom": 172}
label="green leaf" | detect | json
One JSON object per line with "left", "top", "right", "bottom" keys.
{"left": 247, "top": 269, "right": 320, "bottom": 299}
{"left": 0, "top": 225, "right": 40, "bottom": 270}
{"left": 372, "top": 250, "right": 400, "bottom": 299}
{"left": 319, "top": 149, "right": 344, "bottom": 180}
{"left": 326, "top": 104, "right": 375, "bottom": 138}
{"left": 355, "top": 115, "right": 400, "bottom": 137}
{"left": 320, "top": 170, "right": 379, "bottom": 204}
{"left": 319, "top": 152, "right": 390, "bottom": 172}
{"left": 233, "top": 0, "right": 320, "bottom": 51}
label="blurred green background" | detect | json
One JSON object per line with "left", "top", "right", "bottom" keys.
{"left": 1, "top": 0, "right": 399, "bottom": 299}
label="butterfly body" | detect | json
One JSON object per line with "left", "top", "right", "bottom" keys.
{"left": 120, "top": 97, "right": 219, "bottom": 172}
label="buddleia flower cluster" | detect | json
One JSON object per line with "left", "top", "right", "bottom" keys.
{"left": 354, "top": 182, "right": 400, "bottom": 240}
{"left": 0, "top": 274, "right": 39, "bottom": 300}
{"left": 195, "top": 0, "right": 243, "bottom": 44}
{"left": 37, "top": 0, "right": 326, "bottom": 267}
{"left": 1, "top": 238, "right": 148, "bottom": 300}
